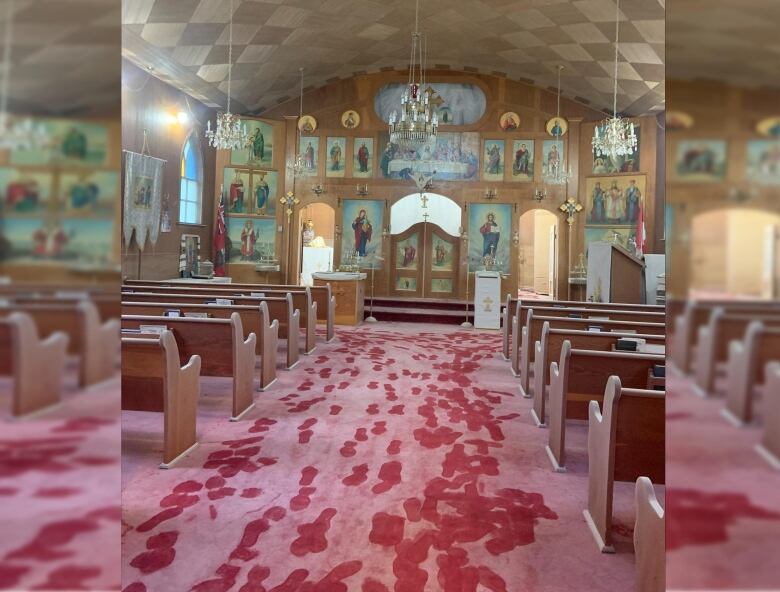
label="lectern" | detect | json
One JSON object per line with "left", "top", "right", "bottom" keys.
{"left": 586, "top": 242, "right": 645, "bottom": 303}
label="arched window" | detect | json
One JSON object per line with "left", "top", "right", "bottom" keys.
{"left": 179, "top": 132, "right": 203, "bottom": 224}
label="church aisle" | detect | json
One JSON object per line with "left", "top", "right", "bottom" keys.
{"left": 121, "top": 324, "right": 635, "bottom": 591}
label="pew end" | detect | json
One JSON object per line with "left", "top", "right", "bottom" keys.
{"left": 755, "top": 362, "right": 780, "bottom": 470}
{"left": 634, "top": 477, "right": 665, "bottom": 592}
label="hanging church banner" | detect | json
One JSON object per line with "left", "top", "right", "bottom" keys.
{"left": 341, "top": 199, "right": 384, "bottom": 269}
{"left": 326, "top": 137, "right": 346, "bottom": 178}
{"left": 226, "top": 216, "right": 276, "bottom": 264}
{"left": 468, "top": 203, "right": 511, "bottom": 274}
{"left": 378, "top": 132, "right": 479, "bottom": 181}
{"left": 592, "top": 124, "right": 640, "bottom": 173}
{"left": 374, "top": 83, "right": 486, "bottom": 125}
{"left": 122, "top": 151, "right": 165, "bottom": 249}
{"left": 353, "top": 138, "right": 374, "bottom": 178}
{"left": 584, "top": 174, "right": 646, "bottom": 227}
{"left": 231, "top": 119, "right": 274, "bottom": 167}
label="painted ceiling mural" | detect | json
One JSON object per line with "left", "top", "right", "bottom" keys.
{"left": 374, "top": 83, "right": 486, "bottom": 126}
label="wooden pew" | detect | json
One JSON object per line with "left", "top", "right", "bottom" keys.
{"left": 513, "top": 309, "right": 665, "bottom": 396}
{"left": 122, "top": 313, "right": 256, "bottom": 420}
{"left": 122, "top": 330, "right": 200, "bottom": 468}
{"left": 0, "top": 312, "right": 69, "bottom": 416}
{"left": 501, "top": 295, "right": 662, "bottom": 360}
{"left": 634, "top": 477, "right": 665, "bottom": 592}
{"left": 722, "top": 325, "right": 780, "bottom": 426}
{"left": 756, "top": 362, "right": 780, "bottom": 470}
{"left": 583, "top": 376, "right": 665, "bottom": 552}
{"left": 546, "top": 342, "right": 664, "bottom": 471}
{"left": 670, "top": 300, "right": 780, "bottom": 373}
{"left": 0, "top": 300, "right": 118, "bottom": 388}
{"left": 124, "top": 280, "right": 336, "bottom": 343}
{"left": 122, "top": 287, "right": 316, "bottom": 355}
{"left": 120, "top": 301, "right": 280, "bottom": 388}
{"left": 121, "top": 293, "right": 297, "bottom": 371}
{"left": 11, "top": 293, "right": 120, "bottom": 323}
{"left": 693, "top": 312, "right": 780, "bottom": 395}
{"left": 531, "top": 323, "right": 665, "bottom": 427}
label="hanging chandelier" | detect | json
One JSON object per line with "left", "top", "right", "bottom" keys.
{"left": 543, "top": 65, "right": 572, "bottom": 186}
{"left": 287, "top": 67, "right": 307, "bottom": 178}
{"left": 205, "top": 0, "right": 249, "bottom": 150}
{"left": 591, "top": 0, "right": 637, "bottom": 163}
{"left": 0, "top": 0, "right": 49, "bottom": 151}
{"left": 388, "top": 0, "right": 438, "bottom": 150}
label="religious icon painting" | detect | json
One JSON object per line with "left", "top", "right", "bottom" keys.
{"left": 341, "top": 199, "right": 384, "bottom": 269}
{"left": 131, "top": 175, "right": 154, "bottom": 210}
{"left": 57, "top": 218, "right": 114, "bottom": 262}
{"left": 226, "top": 216, "right": 276, "bottom": 264}
{"left": 326, "top": 137, "right": 346, "bottom": 178}
{"left": 341, "top": 110, "right": 360, "bottom": 130}
{"left": 396, "top": 233, "right": 419, "bottom": 270}
{"left": 298, "top": 136, "right": 319, "bottom": 177}
{"left": 584, "top": 175, "right": 646, "bottom": 227}
{"left": 468, "top": 202, "right": 511, "bottom": 273}
{"left": 395, "top": 276, "right": 417, "bottom": 292}
{"left": 10, "top": 119, "right": 109, "bottom": 167}
{"left": 674, "top": 139, "right": 727, "bottom": 182}
{"left": 353, "top": 138, "right": 374, "bottom": 178}
{"left": 510, "top": 140, "right": 534, "bottom": 182}
{"left": 542, "top": 140, "right": 565, "bottom": 180}
{"left": 223, "top": 167, "right": 250, "bottom": 214}
{"left": 482, "top": 139, "right": 505, "bottom": 182}
{"left": 0, "top": 168, "right": 53, "bottom": 215}
{"left": 746, "top": 140, "right": 780, "bottom": 185}
{"left": 666, "top": 111, "right": 694, "bottom": 131}
{"left": 59, "top": 171, "right": 118, "bottom": 216}
{"left": 232, "top": 119, "right": 273, "bottom": 167}
{"left": 756, "top": 116, "right": 780, "bottom": 138}
{"left": 430, "top": 278, "right": 453, "bottom": 293}
{"left": 250, "top": 170, "right": 278, "bottom": 215}
{"left": 546, "top": 117, "right": 568, "bottom": 138}
{"left": 430, "top": 238, "right": 454, "bottom": 271}
{"left": 499, "top": 111, "right": 520, "bottom": 131}
{"left": 298, "top": 115, "right": 318, "bottom": 134}
{"left": 593, "top": 125, "right": 640, "bottom": 173}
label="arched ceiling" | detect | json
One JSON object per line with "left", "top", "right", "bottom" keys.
{"left": 121, "top": 0, "right": 665, "bottom": 117}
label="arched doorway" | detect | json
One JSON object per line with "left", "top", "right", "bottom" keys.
{"left": 390, "top": 193, "right": 462, "bottom": 298}
{"left": 517, "top": 209, "right": 558, "bottom": 297}
{"left": 298, "top": 202, "right": 335, "bottom": 285}
{"left": 690, "top": 207, "right": 780, "bottom": 298}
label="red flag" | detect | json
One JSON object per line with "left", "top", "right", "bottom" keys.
{"left": 636, "top": 203, "right": 646, "bottom": 256}
{"left": 213, "top": 192, "right": 226, "bottom": 276}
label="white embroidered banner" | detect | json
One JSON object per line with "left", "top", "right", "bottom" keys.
{"left": 123, "top": 151, "right": 165, "bottom": 249}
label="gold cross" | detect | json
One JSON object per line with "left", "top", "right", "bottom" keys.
{"left": 482, "top": 296, "right": 494, "bottom": 312}
{"left": 422, "top": 212, "right": 430, "bottom": 222}
{"left": 558, "top": 197, "right": 583, "bottom": 226}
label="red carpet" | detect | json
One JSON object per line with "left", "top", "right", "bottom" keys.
{"left": 121, "top": 324, "right": 637, "bottom": 591}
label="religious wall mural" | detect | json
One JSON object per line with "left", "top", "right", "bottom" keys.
{"left": 585, "top": 175, "right": 646, "bottom": 227}
{"left": 341, "top": 199, "right": 383, "bottom": 269}
{"left": 674, "top": 139, "right": 727, "bottom": 182}
{"left": 482, "top": 140, "right": 505, "bottom": 181}
{"left": 326, "top": 137, "right": 346, "bottom": 178}
{"left": 223, "top": 168, "right": 248, "bottom": 214}
{"left": 542, "top": 140, "right": 564, "bottom": 180}
{"left": 0, "top": 169, "right": 53, "bottom": 215}
{"left": 299, "top": 137, "right": 319, "bottom": 177}
{"left": 510, "top": 140, "right": 534, "bottom": 182}
{"left": 226, "top": 216, "right": 276, "bottom": 264}
{"left": 395, "top": 233, "right": 418, "bottom": 270}
{"left": 353, "top": 138, "right": 373, "bottom": 178}
{"left": 374, "top": 83, "right": 486, "bottom": 125}
{"left": 378, "top": 132, "right": 479, "bottom": 182}
{"left": 232, "top": 119, "right": 274, "bottom": 167}
{"left": 431, "top": 238, "right": 454, "bottom": 271}
{"left": 223, "top": 168, "right": 278, "bottom": 216}
{"left": 59, "top": 171, "right": 119, "bottom": 216}
{"left": 746, "top": 140, "right": 780, "bottom": 185}
{"left": 468, "top": 203, "right": 511, "bottom": 273}
{"left": 430, "top": 278, "right": 453, "bottom": 293}
{"left": 593, "top": 124, "right": 640, "bottom": 173}
{"left": 10, "top": 119, "right": 109, "bottom": 167}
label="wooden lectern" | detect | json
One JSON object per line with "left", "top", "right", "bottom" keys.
{"left": 586, "top": 242, "right": 645, "bottom": 303}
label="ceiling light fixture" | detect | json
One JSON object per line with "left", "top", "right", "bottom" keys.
{"left": 543, "top": 65, "right": 572, "bottom": 185}
{"left": 287, "top": 67, "right": 307, "bottom": 178}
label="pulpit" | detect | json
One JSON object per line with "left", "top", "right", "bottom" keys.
{"left": 474, "top": 271, "right": 501, "bottom": 329}
{"left": 586, "top": 242, "right": 645, "bottom": 303}
{"left": 312, "top": 271, "right": 366, "bottom": 325}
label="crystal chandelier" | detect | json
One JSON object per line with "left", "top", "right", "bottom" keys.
{"left": 287, "top": 68, "right": 307, "bottom": 178}
{"left": 0, "top": 0, "right": 49, "bottom": 151}
{"left": 388, "top": 0, "right": 438, "bottom": 150}
{"left": 591, "top": 0, "right": 637, "bottom": 163}
{"left": 205, "top": 0, "right": 249, "bottom": 151}
{"left": 543, "top": 65, "right": 572, "bottom": 185}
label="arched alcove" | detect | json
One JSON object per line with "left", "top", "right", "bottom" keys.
{"left": 390, "top": 193, "right": 461, "bottom": 237}
{"left": 517, "top": 208, "right": 558, "bottom": 297}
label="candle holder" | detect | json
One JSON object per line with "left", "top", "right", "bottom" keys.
{"left": 356, "top": 184, "right": 369, "bottom": 196}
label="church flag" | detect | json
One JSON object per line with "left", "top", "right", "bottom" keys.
{"left": 213, "top": 192, "right": 227, "bottom": 276}
{"left": 123, "top": 151, "right": 165, "bottom": 249}
{"left": 636, "top": 203, "right": 646, "bottom": 256}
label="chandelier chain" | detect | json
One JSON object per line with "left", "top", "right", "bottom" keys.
{"left": 613, "top": 0, "right": 620, "bottom": 117}
{"left": 1, "top": 0, "right": 14, "bottom": 121}
{"left": 227, "top": 0, "right": 233, "bottom": 115}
